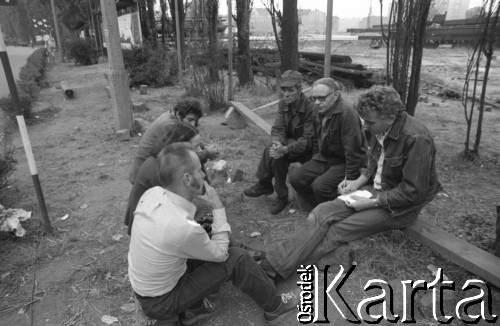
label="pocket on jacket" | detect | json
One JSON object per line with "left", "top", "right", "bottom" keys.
{"left": 384, "top": 156, "right": 404, "bottom": 180}
{"left": 294, "top": 124, "right": 304, "bottom": 138}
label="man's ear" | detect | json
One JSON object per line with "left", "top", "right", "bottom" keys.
{"left": 183, "top": 172, "right": 191, "bottom": 186}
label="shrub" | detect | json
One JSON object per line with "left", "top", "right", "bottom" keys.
{"left": 0, "top": 48, "right": 46, "bottom": 120}
{"left": 122, "top": 45, "right": 178, "bottom": 87}
{"left": 0, "top": 129, "right": 15, "bottom": 193}
{"left": 66, "top": 38, "right": 96, "bottom": 66}
{"left": 185, "top": 44, "right": 227, "bottom": 112}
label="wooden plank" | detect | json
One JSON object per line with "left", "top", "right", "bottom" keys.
{"left": 403, "top": 219, "right": 500, "bottom": 288}
{"left": 252, "top": 87, "right": 312, "bottom": 112}
{"left": 230, "top": 101, "right": 272, "bottom": 135}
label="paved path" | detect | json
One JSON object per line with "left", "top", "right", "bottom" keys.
{"left": 0, "top": 46, "right": 37, "bottom": 98}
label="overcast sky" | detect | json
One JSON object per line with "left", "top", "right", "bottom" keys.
{"left": 220, "top": 0, "right": 485, "bottom": 18}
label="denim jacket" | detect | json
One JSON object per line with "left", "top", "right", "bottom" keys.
{"left": 362, "top": 112, "right": 442, "bottom": 216}
{"left": 271, "top": 93, "right": 315, "bottom": 156}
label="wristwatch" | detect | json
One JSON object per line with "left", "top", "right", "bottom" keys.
{"left": 372, "top": 196, "right": 380, "bottom": 207}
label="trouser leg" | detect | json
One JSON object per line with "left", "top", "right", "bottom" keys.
{"left": 266, "top": 194, "right": 421, "bottom": 279}
{"left": 137, "top": 248, "right": 279, "bottom": 320}
{"left": 311, "top": 163, "right": 346, "bottom": 204}
{"left": 255, "top": 143, "right": 274, "bottom": 184}
{"left": 271, "top": 156, "right": 291, "bottom": 199}
{"left": 289, "top": 159, "right": 329, "bottom": 212}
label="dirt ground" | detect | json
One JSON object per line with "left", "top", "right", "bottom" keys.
{"left": 1, "top": 40, "right": 500, "bottom": 326}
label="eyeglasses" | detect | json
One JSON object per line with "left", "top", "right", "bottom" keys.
{"left": 310, "top": 90, "right": 336, "bottom": 103}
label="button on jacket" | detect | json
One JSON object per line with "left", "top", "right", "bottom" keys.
{"left": 271, "top": 93, "right": 314, "bottom": 157}
{"left": 311, "top": 95, "right": 367, "bottom": 180}
{"left": 362, "top": 111, "right": 442, "bottom": 216}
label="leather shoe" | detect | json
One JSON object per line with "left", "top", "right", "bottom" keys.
{"left": 269, "top": 197, "right": 288, "bottom": 215}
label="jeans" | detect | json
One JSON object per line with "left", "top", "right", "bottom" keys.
{"left": 256, "top": 142, "right": 309, "bottom": 199}
{"left": 289, "top": 159, "right": 346, "bottom": 211}
{"left": 266, "top": 186, "right": 421, "bottom": 279}
{"left": 136, "top": 247, "right": 280, "bottom": 321}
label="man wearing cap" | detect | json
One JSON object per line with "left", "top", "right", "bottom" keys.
{"left": 289, "top": 77, "right": 367, "bottom": 212}
{"left": 243, "top": 70, "right": 314, "bottom": 215}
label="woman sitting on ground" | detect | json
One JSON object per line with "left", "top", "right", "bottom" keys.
{"left": 124, "top": 122, "right": 208, "bottom": 236}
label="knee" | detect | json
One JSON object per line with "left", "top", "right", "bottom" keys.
{"left": 311, "top": 179, "right": 334, "bottom": 199}
{"left": 228, "top": 247, "right": 252, "bottom": 262}
{"left": 289, "top": 169, "right": 306, "bottom": 188}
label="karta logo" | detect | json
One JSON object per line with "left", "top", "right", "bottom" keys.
{"left": 296, "top": 265, "right": 498, "bottom": 324}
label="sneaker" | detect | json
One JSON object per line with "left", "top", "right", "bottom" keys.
{"left": 179, "top": 297, "right": 219, "bottom": 326}
{"left": 264, "top": 291, "right": 299, "bottom": 325}
{"left": 269, "top": 197, "right": 288, "bottom": 215}
{"left": 243, "top": 182, "right": 274, "bottom": 197}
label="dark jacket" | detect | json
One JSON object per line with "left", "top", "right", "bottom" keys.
{"left": 311, "top": 95, "right": 366, "bottom": 180}
{"left": 271, "top": 93, "right": 314, "bottom": 157}
{"left": 363, "top": 111, "right": 442, "bottom": 216}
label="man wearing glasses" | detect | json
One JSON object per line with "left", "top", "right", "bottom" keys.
{"left": 243, "top": 70, "right": 315, "bottom": 215}
{"left": 289, "top": 78, "right": 366, "bottom": 212}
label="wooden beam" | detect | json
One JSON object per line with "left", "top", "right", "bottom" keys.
{"left": 230, "top": 101, "right": 272, "bottom": 135}
{"left": 403, "top": 219, "right": 500, "bottom": 288}
{"left": 252, "top": 87, "right": 312, "bottom": 112}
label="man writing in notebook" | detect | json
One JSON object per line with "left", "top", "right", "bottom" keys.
{"left": 258, "top": 86, "right": 442, "bottom": 280}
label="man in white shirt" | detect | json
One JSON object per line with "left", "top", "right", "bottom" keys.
{"left": 128, "top": 142, "right": 298, "bottom": 325}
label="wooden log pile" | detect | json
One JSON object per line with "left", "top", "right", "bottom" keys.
{"left": 249, "top": 49, "right": 374, "bottom": 89}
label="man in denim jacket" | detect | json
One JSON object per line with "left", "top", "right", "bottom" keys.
{"left": 244, "top": 70, "right": 314, "bottom": 215}
{"left": 258, "top": 86, "right": 442, "bottom": 279}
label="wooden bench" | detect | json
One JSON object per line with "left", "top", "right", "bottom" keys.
{"left": 229, "top": 100, "right": 500, "bottom": 289}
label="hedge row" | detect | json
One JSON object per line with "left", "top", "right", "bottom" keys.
{"left": 0, "top": 48, "right": 47, "bottom": 120}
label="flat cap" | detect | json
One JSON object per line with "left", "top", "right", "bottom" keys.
{"left": 280, "top": 70, "right": 302, "bottom": 87}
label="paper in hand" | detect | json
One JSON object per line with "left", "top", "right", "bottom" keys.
{"left": 338, "top": 190, "right": 373, "bottom": 205}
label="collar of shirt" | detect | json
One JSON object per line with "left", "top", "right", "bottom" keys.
{"left": 162, "top": 187, "right": 197, "bottom": 220}
{"left": 376, "top": 131, "right": 388, "bottom": 146}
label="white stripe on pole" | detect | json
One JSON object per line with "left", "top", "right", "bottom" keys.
{"left": 0, "top": 26, "right": 6, "bottom": 51}
{"left": 16, "top": 115, "right": 38, "bottom": 175}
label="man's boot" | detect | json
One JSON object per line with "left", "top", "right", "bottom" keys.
{"left": 243, "top": 180, "right": 274, "bottom": 197}
{"left": 269, "top": 197, "right": 288, "bottom": 215}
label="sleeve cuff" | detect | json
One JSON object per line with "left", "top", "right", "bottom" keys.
{"left": 212, "top": 208, "right": 231, "bottom": 234}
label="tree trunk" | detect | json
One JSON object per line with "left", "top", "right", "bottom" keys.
{"left": 159, "top": 0, "right": 167, "bottom": 45}
{"left": 169, "top": 0, "right": 186, "bottom": 60}
{"left": 235, "top": 0, "right": 253, "bottom": 86}
{"left": 138, "top": 0, "right": 150, "bottom": 42}
{"left": 389, "top": 0, "right": 431, "bottom": 115}
{"left": 205, "top": 0, "right": 219, "bottom": 82}
{"left": 146, "top": 0, "right": 157, "bottom": 47}
{"left": 281, "top": 0, "right": 298, "bottom": 72}
{"left": 263, "top": 0, "right": 282, "bottom": 64}
{"left": 473, "top": 3, "right": 500, "bottom": 153}
{"left": 405, "top": 0, "right": 431, "bottom": 116}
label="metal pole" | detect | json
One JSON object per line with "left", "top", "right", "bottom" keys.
{"left": 0, "top": 27, "right": 53, "bottom": 234}
{"left": 50, "top": 0, "right": 64, "bottom": 62}
{"left": 174, "top": 0, "right": 183, "bottom": 83}
{"left": 227, "top": 0, "right": 233, "bottom": 101}
{"left": 324, "top": 0, "right": 333, "bottom": 78}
